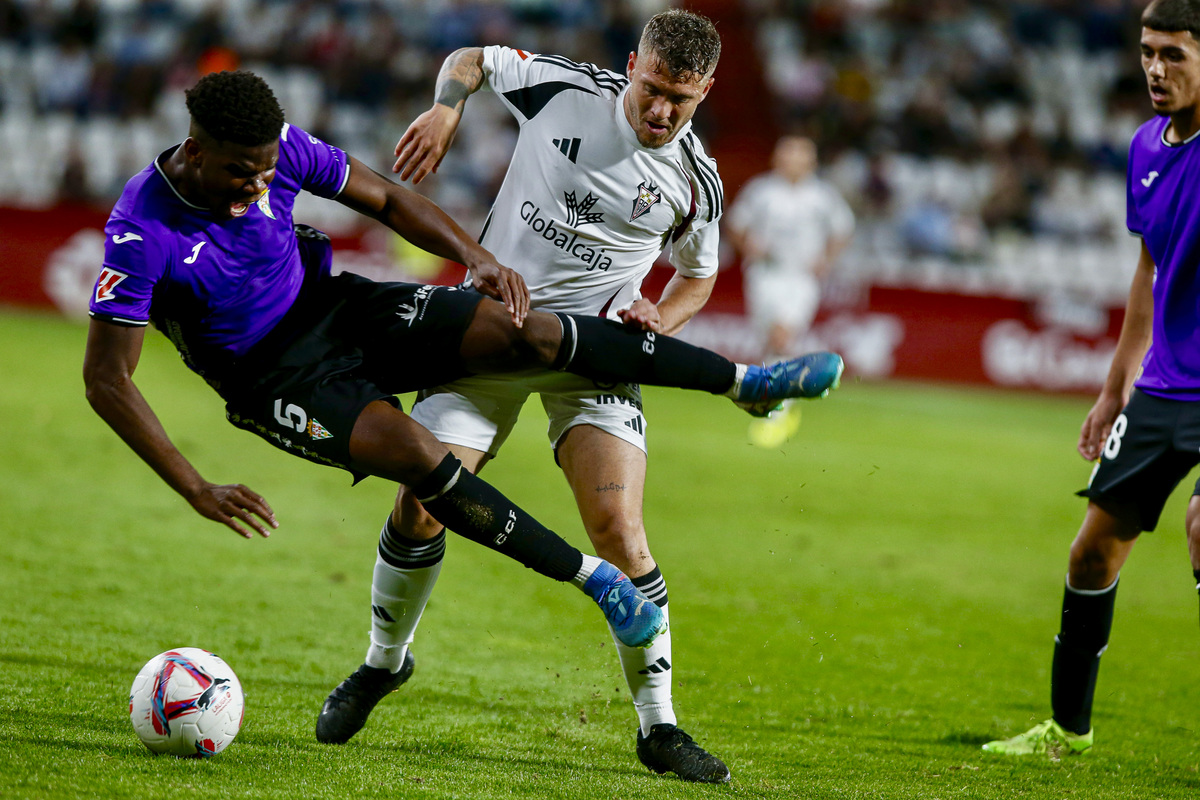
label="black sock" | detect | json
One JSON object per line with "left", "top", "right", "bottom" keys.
{"left": 1193, "top": 569, "right": 1200, "bottom": 630}
{"left": 412, "top": 453, "right": 583, "bottom": 581}
{"left": 553, "top": 313, "right": 736, "bottom": 394}
{"left": 378, "top": 516, "right": 446, "bottom": 569}
{"left": 1051, "top": 578, "right": 1118, "bottom": 735}
{"left": 632, "top": 567, "right": 668, "bottom": 609}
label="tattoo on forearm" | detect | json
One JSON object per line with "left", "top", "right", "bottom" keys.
{"left": 434, "top": 53, "right": 483, "bottom": 114}
{"left": 595, "top": 483, "right": 626, "bottom": 493}
{"left": 435, "top": 79, "right": 472, "bottom": 113}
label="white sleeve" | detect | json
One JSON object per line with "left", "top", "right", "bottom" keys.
{"left": 481, "top": 46, "right": 622, "bottom": 123}
{"left": 668, "top": 217, "right": 720, "bottom": 278}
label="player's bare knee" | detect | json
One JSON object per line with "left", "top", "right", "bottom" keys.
{"left": 392, "top": 486, "right": 443, "bottom": 540}
{"left": 349, "top": 402, "right": 446, "bottom": 485}
{"left": 519, "top": 312, "right": 565, "bottom": 364}
{"left": 1186, "top": 503, "right": 1200, "bottom": 547}
{"left": 1067, "top": 539, "right": 1117, "bottom": 589}
{"left": 585, "top": 518, "right": 649, "bottom": 570}
{"left": 462, "top": 303, "right": 558, "bottom": 372}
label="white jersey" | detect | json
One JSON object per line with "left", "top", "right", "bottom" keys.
{"left": 727, "top": 173, "right": 854, "bottom": 277}
{"left": 477, "top": 45, "right": 723, "bottom": 319}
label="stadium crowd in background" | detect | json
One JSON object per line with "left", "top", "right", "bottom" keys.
{"left": 0, "top": 0, "right": 1151, "bottom": 300}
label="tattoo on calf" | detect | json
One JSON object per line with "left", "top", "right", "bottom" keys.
{"left": 596, "top": 483, "right": 626, "bottom": 493}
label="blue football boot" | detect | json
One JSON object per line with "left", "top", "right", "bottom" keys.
{"left": 735, "top": 351, "right": 844, "bottom": 417}
{"left": 583, "top": 562, "right": 666, "bottom": 648}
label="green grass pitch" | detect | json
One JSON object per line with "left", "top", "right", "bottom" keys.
{"left": 1, "top": 308, "right": 1198, "bottom": 799}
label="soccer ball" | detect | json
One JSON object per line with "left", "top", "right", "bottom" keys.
{"left": 128, "top": 647, "right": 244, "bottom": 757}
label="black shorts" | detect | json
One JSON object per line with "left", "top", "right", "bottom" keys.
{"left": 1077, "top": 389, "right": 1200, "bottom": 531}
{"left": 220, "top": 231, "right": 484, "bottom": 479}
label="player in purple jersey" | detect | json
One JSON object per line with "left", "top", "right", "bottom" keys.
{"left": 82, "top": 71, "right": 843, "bottom": 746}
{"left": 984, "top": 0, "right": 1200, "bottom": 757}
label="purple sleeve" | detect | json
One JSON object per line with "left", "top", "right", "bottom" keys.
{"left": 1126, "top": 139, "right": 1142, "bottom": 237}
{"left": 88, "top": 219, "right": 165, "bottom": 326}
{"left": 281, "top": 123, "right": 351, "bottom": 199}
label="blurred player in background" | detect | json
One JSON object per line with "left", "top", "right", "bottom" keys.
{"left": 315, "top": 10, "right": 841, "bottom": 784}
{"left": 726, "top": 135, "right": 854, "bottom": 448}
{"left": 984, "top": 0, "right": 1200, "bottom": 757}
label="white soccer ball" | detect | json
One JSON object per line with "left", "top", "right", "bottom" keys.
{"left": 129, "top": 647, "right": 244, "bottom": 757}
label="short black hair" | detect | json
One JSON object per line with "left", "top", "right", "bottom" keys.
{"left": 1144, "top": 0, "right": 1200, "bottom": 41}
{"left": 184, "top": 71, "right": 285, "bottom": 147}
{"left": 639, "top": 9, "right": 721, "bottom": 81}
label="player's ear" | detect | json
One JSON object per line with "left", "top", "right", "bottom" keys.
{"left": 700, "top": 75, "right": 715, "bottom": 100}
{"left": 182, "top": 137, "right": 204, "bottom": 164}
{"left": 626, "top": 51, "right": 637, "bottom": 79}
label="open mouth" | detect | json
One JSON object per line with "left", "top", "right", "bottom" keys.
{"left": 229, "top": 191, "right": 264, "bottom": 217}
{"left": 645, "top": 120, "right": 669, "bottom": 136}
{"left": 1150, "top": 85, "right": 1169, "bottom": 103}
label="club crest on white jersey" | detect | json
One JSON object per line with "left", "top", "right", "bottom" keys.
{"left": 630, "top": 181, "right": 661, "bottom": 221}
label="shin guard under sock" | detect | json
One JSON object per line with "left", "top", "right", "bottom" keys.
{"left": 413, "top": 453, "right": 583, "bottom": 581}
{"left": 553, "top": 313, "right": 736, "bottom": 394}
{"left": 1051, "top": 576, "right": 1118, "bottom": 735}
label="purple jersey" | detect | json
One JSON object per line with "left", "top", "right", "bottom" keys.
{"left": 89, "top": 123, "right": 350, "bottom": 378}
{"left": 1126, "top": 115, "right": 1200, "bottom": 400}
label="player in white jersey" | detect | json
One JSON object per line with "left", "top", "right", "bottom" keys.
{"left": 727, "top": 136, "right": 854, "bottom": 447}
{"left": 323, "top": 11, "right": 733, "bottom": 783}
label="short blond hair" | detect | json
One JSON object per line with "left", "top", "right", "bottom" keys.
{"left": 639, "top": 9, "right": 721, "bottom": 81}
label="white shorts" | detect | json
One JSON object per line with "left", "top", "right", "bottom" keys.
{"left": 744, "top": 269, "right": 821, "bottom": 335}
{"left": 409, "top": 370, "right": 647, "bottom": 459}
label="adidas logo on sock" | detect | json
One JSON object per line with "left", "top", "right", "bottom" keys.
{"left": 371, "top": 605, "right": 395, "bottom": 622}
{"left": 638, "top": 657, "right": 671, "bottom": 675}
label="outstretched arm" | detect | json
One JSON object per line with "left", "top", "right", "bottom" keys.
{"left": 1077, "top": 239, "right": 1155, "bottom": 461}
{"left": 83, "top": 318, "right": 277, "bottom": 538}
{"left": 336, "top": 156, "right": 529, "bottom": 324}
{"left": 393, "top": 47, "right": 486, "bottom": 184}
{"left": 618, "top": 272, "right": 717, "bottom": 335}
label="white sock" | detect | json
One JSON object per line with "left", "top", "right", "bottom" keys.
{"left": 569, "top": 553, "right": 604, "bottom": 589}
{"left": 614, "top": 603, "right": 675, "bottom": 734}
{"left": 723, "top": 363, "right": 750, "bottom": 399}
{"left": 364, "top": 518, "right": 444, "bottom": 673}
{"left": 611, "top": 569, "right": 675, "bottom": 734}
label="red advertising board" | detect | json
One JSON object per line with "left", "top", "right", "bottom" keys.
{"left": 1, "top": 205, "right": 1121, "bottom": 394}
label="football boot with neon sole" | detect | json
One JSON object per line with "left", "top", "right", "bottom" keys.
{"left": 316, "top": 649, "right": 415, "bottom": 744}
{"left": 583, "top": 561, "right": 666, "bottom": 649}
{"left": 735, "top": 352, "right": 844, "bottom": 418}
{"left": 637, "top": 724, "right": 731, "bottom": 783}
{"left": 982, "top": 718, "right": 1093, "bottom": 756}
